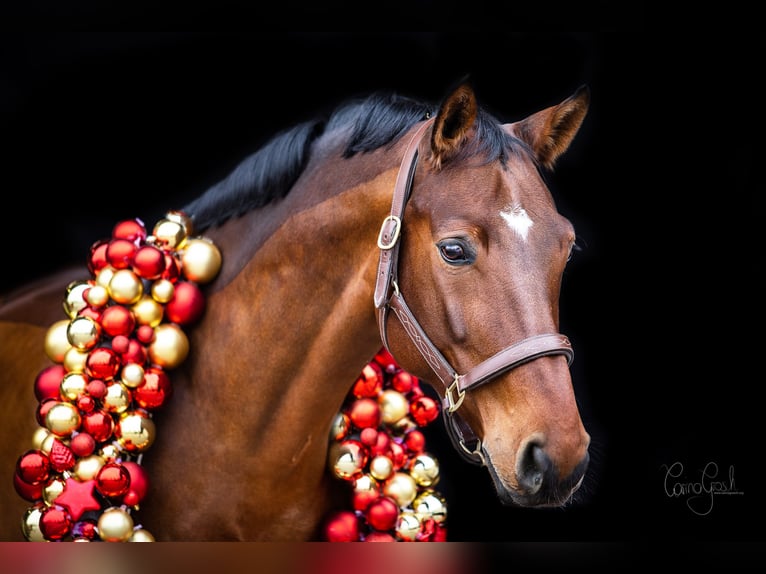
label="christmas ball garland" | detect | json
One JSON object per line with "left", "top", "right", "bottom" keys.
{"left": 13, "top": 211, "right": 222, "bottom": 542}
{"left": 323, "top": 348, "right": 448, "bottom": 542}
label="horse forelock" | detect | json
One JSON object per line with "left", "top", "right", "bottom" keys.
{"left": 183, "top": 91, "right": 530, "bottom": 233}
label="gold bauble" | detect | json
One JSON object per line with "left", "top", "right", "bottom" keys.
{"left": 98, "top": 507, "right": 134, "bottom": 542}
{"left": 60, "top": 372, "right": 88, "bottom": 401}
{"left": 353, "top": 474, "right": 379, "bottom": 495}
{"left": 148, "top": 323, "right": 189, "bottom": 369}
{"left": 409, "top": 453, "right": 440, "bottom": 487}
{"left": 379, "top": 389, "right": 409, "bottom": 424}
{"left": 85, "top": 284, "right": 110, "bottom": 307}
{"left": 181, "top": 238, "right": 222, "bottom": 284}
{"left": 45, "top": 319, "right": 72, "bottom": 363}
{"left": 43, "top": 477, "right": 66, "bottom": 505}
{"left": 129, "top": 528, "right": 155, "bottom": 542}
{"left": 412, "top": 490, "right": 447, "bottom": 524}
{"left": 63, "top": 347, "right": 89, "bottom": 373}
{"left": 21, "top": 505, "right": 46, "bottom": 542}
{"left": 152, "top": 219, "right": 187, "bottom": 250}
{"left": 108, "top": 269, "right": 144, "bottom": 305}
{"left": 45, "top": 402, "right": 81, "bottom": 437}
{"left": 329, "top": 413, "right": 349, "bottom": 441}
{"left": 395, "top": 511, "right": 421, "bottom": 542}
{"left": 103, "top": 382, "right": 132, "bottom": 414}
{"left": 165, "top": 210, "right": 194, "bottom": 236}
{"left": 383, "top": 472, "right": 418, "bottom": 508}
{"left": 100, "top": 443, "right": 121, "bottom": 461}
{"left": 67, "top": 316, "right": 101, "bottom": 350}
{"left": 74, "top": 454, "right": 105, "bottom": 480}
{"left": 96, "top": 267, "right": 115, "bottom": 289}
{"left": 33, "top": 427, "right": 52, "bottom": 451}
{"left": 369, "top": 455, "right": 394, "bottom": 481}
{"left": 120, "top": 363, "right": 145, "bottom": 388}
{"left": 117, "top": 411, "right": 156, "bottom": 452}
{"left": 330, "top": 440, "right": 367, "bottom": 480}
{"left": 63, "top": 281, "right": 92, "bottom": 318}
{"left": 151, "top": 278, "right": 175, "bottom": 304}
{"left": 132, "top": 295, "right": 164, "bottom": 326}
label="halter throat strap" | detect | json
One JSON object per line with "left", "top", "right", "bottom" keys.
{"left": 373, "top": 118, "right": 574, "bottom": 466}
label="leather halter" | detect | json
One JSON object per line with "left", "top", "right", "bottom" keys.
{"left": 374, "top": 118, "right": 574, "bottom": 466}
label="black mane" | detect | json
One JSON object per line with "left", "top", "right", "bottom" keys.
{"left": 183, "top": 91, "right": 516, "bottom": 233}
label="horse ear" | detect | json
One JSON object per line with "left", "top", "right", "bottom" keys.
{"left": 505, "top": 85, "right": 590, "bottom": 170}
{"left": 430, "top": 82, "right": 478, "bottom": 170}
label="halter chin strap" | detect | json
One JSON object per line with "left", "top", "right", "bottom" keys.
{"left": 373, "top": 118, "right": 575, "bottom": 466}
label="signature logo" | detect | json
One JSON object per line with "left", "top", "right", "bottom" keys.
{"left": 661, "top": 461, "right": 744, "bottom": 516}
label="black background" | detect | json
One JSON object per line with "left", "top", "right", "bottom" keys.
{"left": 1, "top": 21, "right": 761, "bottom": 568}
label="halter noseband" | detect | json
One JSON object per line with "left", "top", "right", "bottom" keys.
{"left": 373, "top": 118, "right": 574, "bottom": 466}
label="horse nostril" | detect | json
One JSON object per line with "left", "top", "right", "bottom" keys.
{"left": 518, "top": 441, "right": 551, "bottom": 495}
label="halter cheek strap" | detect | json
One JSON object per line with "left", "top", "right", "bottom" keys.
{"left": 374, "top": 119, "right": 574, "bottom": 466}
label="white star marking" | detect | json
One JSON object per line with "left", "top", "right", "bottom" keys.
{"left": 500, "top": 205, "right": 533, "bottom": 241}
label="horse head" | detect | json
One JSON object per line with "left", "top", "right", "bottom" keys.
{"left": 379, "top": 82, "right": 591, "bottom": 508}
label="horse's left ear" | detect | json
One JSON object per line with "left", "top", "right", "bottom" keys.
{"left": 430, "top": 82, "right": 478, "bottom": 170}
{"left": 505, "top": 85, "right": 590, "bottom": 170}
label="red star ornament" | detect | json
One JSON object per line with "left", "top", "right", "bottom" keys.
{"left": 55, "top": 477, "right": 102, "bottom": 521}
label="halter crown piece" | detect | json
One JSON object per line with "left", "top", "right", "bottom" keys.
{"left": 13, "top": 211, "right": 222, "bottom": 542}
{"left": 374, "top": 119, "right": 575, "bottom": 466}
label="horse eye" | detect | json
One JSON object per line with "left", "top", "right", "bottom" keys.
{"left": 437, "top": 240, "right": 474, "bottom": 265}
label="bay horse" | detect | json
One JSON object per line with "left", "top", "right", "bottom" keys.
{"left": 0, "top": 81, "right": 591, "bottom": 541}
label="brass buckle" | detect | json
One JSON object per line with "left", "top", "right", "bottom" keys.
{"left": 446, "top": 374, "right": 465, "bottom": 413}
{"left": 459, "top": 439, "right": 486, "bottom": 466}
{"left": 377, "top": 215, "right": 401, "bottom": 250}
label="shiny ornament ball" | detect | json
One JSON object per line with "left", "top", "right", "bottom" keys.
{"left": 34, "top": 364, "right": 66, "bottom": 401}
{"left": 329, "top": 412, "right": 349, "bottom": 441}
{"left": 35, "top": 399, "right": 56, "bottom": 428}
{"left": 365, "top": 531, "right": 397, "bottom": 542}
{"left": 373, "top": 347, "right": 398, "bottom": 373}
{"left": 121, "top": 461, "right": 150, "bottom": 506}
{"left": 39, "top": 505, "right": 73, "bottom": 541}
{"left": 86, "top": 379, "right": 107, "bottom": 399}
{"left": 63, "top": 281, "right": 92, "bottom": 318}
{"left": 106, "top": 238, "right": 138, "bottom": 270}
{"left": 180, "top": 237, "right": 222, "bottom": 284}
{"left": 388, "top": 441, "right": 407, "bottom": 470}
{"left": 359, "top": 427, "right": 378, "bottom": 447}
{"left": 88, "top": 240, "right": 110, "bottom": 275}
{"left": 60, "top": 372, "right": 88, "bottom": 401}
{"left": 120, "top": 338, "right": 147, "bottom": 365}
{"left": 133, "top": 244, "right": 166, "bottom": 279}
{"left": 74, "top": 454, "right": 106, "bottom": 481}
{"left": 160, "top": 254, "right": 181, "bottom": 282}
{"left": 164, "top": 280, "right": 206, "bottom": 325}
{"left": 42, "top": 476, "right": 66, "bottom": 505}
{"left": 369, "top": 455, "right": 394, "bottom": 481}
{"left": 33, "top": 427, "right": 52, "bottom": 450}
{"left": 85, "top": 284, "right": 110, "bottom": 307}
{"left": 16, "top": 450, "right": 50, "bottom": 485}
{"left": 45, "top": 319, "right": 72, "bottom": 363}
{"left": 96, "top": 462, "right": 131, "bottom": 497}
{"left": 165, "top": 210, "right": 194, "bottom": 235}
{"left": 21, "top": 504, "right": 46, "bottom": 542}
{"left": 383, "top": 472, "right": 418, "bottom": 508}
{"left": 351, "top": 361, "right": 384, "bottom": 398}
{"left": 103, "top": 382, "right": 132, "bottom": 414}
{"left": 409, "top": 453, "right": 440, "bottom": 487}
{"left": 14, "top": 472, "right": 43, "bottom": 501}
{"left": 134, "top": 366, "right": 172, "bottom": 410}
{"left": 116, "top": 411, "right": 156, "bottom": 452}
{"left": 72, "top": 519, "right": 99, "bottom": 541}
{"left": 63, "top": 347, "right": 90, "bottom": 374}
{"left": 108, "top": 269, "right": 144, "bottom": 305}
{"left": 112, "top": 218, "right": 147, "bottom": 243}
{"left": 136, "top": 324, "right": 155, "bottom": 344}
{"left": 70, "top": 432, "right": 97, "bottom": 457}
{"left": 45, "top": 402, "right": 81, "bottom": 437}
{"left": 129, "top": 528, "right": 155, "bottom": 542}
{"left": 98, "top": 506, "right": 134, "bottom": 542}
{"left": 100, "top": 304, "right": 136, "bottom": 338}
{"left": 96, "top": 266, "right": 115, "bottom": 289}
{"left": 412, "top": 491, "right": 448, "bottom": 524}
{"left": 331, "top": 439, "right": 368, "bottom": 480}
{"left": 410, "top": 395, "right": 440, "bottom": 426}
{"left": 404, "top": 429, "right": 426, "bottom": 454}
{"left": 365, "top": 496, "right": 399, "bottom": 532}
{"left": 132, "top": 296, "right": 164, "bottom": 327}
{"left": 395, "top": 511, "right": 421, "bottom": 542}
{"left": 369, "top": 431, "right": 391, "bottom": 457}
{"left": 352, "top": 474, "right": 379, "bottom": 512}
{"left": 75, "top": 393, "right": 97, "bottom": 413}
{"left": 378, "top": 389, "right": 409, "bottom": 424}
{"left": 120, "top": 362, "right": 145, "bottom": 388}
{"left": 148, "top": 323, "right": 189, "bottom": 369}
{"left": 86, "top": 347, "right": 121, "bottom": 380}
{"left": 151, "top": 278, "right": 175, "bottom": 303}
{"left": 391, "top": 370, "right": 417, "bottom": 394}
{"left": 323, "top": 510, "right": 360, "bottom": 542}
{"left": 347, "top": 397, "right": 381, "bottom": 430}
{"left": 153, "top": 219, "right": 187, "bottom": 250}
{"left": 81, "top": 409, "right": 115, "bottom": 442}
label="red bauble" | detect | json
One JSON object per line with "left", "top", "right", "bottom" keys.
{"left": 86, "top": 347, "right": 121, "bottom": 380}
{"left": 81, "top": 410, "right": 115, "bottom": 443}
{"left": 13, "top": 472, "right": 43, "bottom": 501}
{"left": 96, "top": 462, "right": 131, "bottom": 497}
{"left": 373, "top": 347, "right": 399, "bottom": 373}
{"left": 100, "top": 305, "right": 136, "bottom": 338}
{"left": 133, "top": 244, "right": 166, "bottom": 279}
{"left": 111, "top": 335, "right": 130, "bottom": 354}
{"left": 323, "top": 510, "right": 360, "bottom": 542}
{"left": 391, "top": 370, "right": 416, "bottom": 394}
{"left": 76, "top": 394, "right": 96, "bottom": 413}
{"left": 347, "top": 398, "right": 381, "bottom": 430}
{"left": 86, "top": 379, "right": 107, "bottom": 399}
{"left": 112, "top": 218, "right": 147, "bottom": 243}
{"left": 121, "top": 461, "right": 149, "bottom": 506}
{"left": 136, "top": 324, "right": 155, "bottom": 344}
{"left": 404, "top": 429, "right": 426, "bottom": 453}
{"left": 36, "top": 398, "right": 57, "bottom": 427}
{"left": 39, "top": 506, "right": 72, "bottom": 541}
{"left": 70, "top": 432, "right": 97, "bottom": 457}
{"left": 34, "top": 364, "right": 66, "bottom": 402}
{"left": 165, "top": 281, "right": 206, "bottom": 325}
{"left": 365, "top": 496, "right": 398, "bottom": 532}
{"left": 120, "top": 338, "right": 147, "bottom": 365}
{"left": 369, "top": 431, "right": 391, "bottom": 457}
{"left": 88, "top": 240, "right": 110, "bottom": 274}
{"left": 359, "top": 427, "right": 378, "bottom": 447}
{"left": 388, "top": 441, "right": 406, "bottom": 470}
{"left": 106, "top": 238, "right": 138, "bottom": 269}
{"left": 16, "top": 450, "right": 50, "bottom": 485}
{"left": 134, "top": 367, "right": 172, "bottom": 410}
{"left": 161, "top": 253, "right": 181, "bottom": 282}
{"left": 365, "top": 531, "right": 397, "bottom": 542}
{"left": 410, "top": 396, "right": 439, "bottom": 426}
{"left": 351, "top": 361, "right": 384, "bottom": 398}
{"left": 78, "top": 306, "right": 103, "bottom": 322}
